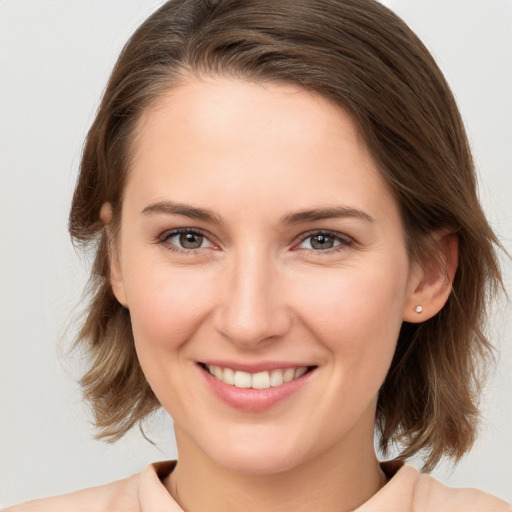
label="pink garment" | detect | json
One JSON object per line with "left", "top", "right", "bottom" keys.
{"left": 5, "top": 460, "right": 511, "bottom": 511}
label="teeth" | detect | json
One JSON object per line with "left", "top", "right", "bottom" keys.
{"left": 283, "top": 368, "right": 295, "bottom": 382}
{"left": 294, "top": 367, "right": 307, "bottom": 378}
{"left": 223, "top": 367, "right": 235, "bottom": 385}
{"left": 205, "top": 365, "right": 310, "bottom": 389}
{"left": 233, "top": 370, "right": 252, "bottom": 388}
{"left": 270, "top": 369, "right": 284, "bottom": 387}
{"left": 252, "top": 371, "right": 270, "bottom": 389}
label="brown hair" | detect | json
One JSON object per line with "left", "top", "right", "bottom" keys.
{"left": 70, "top": 0, "right": 503, "bottom": 470}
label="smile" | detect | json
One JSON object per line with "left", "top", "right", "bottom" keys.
{"left": 204, "top": 364, "right": 311, "bottom": 389}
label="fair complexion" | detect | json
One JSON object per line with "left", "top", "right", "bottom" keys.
{"left": 105, "top": 77, "right": 455, "bottom": 512}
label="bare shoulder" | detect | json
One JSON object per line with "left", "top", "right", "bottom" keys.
{"left": 414, "top": 472, "right": 512, "bottom": 512}
{"left": 4, "top": 473, "right": 140, "bottom": 512}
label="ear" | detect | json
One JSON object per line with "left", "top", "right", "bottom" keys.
{"left": 402, "top": 232, "right": 458, "bottom": 323}
{"left": 100, "top": 202, "right": 128, "bottom": 308}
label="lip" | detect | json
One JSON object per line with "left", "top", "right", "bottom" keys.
{"left": 201, "top": 360, "right": 311, "bottom": 373}
{"left": 198, "top": 362, "right": 316, "bottom": 412}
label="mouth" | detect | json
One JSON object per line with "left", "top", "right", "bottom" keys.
{"left": 200, "top": 363, "right": 316, "bottom": 390}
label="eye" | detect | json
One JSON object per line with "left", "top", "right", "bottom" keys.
{"left": 297, "top": 231, "right": 352, "bottom": 252}
{"left": 161, "top": 229, "right": 214, "bottom": 251}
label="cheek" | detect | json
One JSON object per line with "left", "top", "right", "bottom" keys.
{"left": 295, "top": 261, "right": 409, "bottom": 374}
{"left": 123, "top": 263, "right": 219, "bottom": 409}
{"left": 124, "top": 261, "right": 215, "bottom": 358}
{"left": 293, "top": 265, "right": 409, "bottom": 428}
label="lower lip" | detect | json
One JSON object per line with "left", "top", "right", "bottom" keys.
{"left": 200, "top": 366, "right": 314, "bottom": 412}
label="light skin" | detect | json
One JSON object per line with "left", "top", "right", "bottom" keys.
{"left": 104, "top": 76, "right": 457, "bottom": 512}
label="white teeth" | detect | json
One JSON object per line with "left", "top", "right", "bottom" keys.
{"left": 252, "top": 371, "right": 271, "bottom": 389}
{"left": 283, "top": 368, "right": 295, "bottom": 383}
{"left": 233, "top": 370, "right": 252, "bottom": 388}
{"left": 294, "top": 366, "right": 308, "bottom": 378}
{"left": 270, "top": 369, "right": 284, "bottom": 387}
{"left": 223, "top": 367, "right": 235, "bottom": 385}
{"left": 205, "top": 364, "right": 311, "bottom": 389}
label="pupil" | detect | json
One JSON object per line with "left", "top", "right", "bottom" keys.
{"left": 180, "top": 233, "right": 202, "bottom": 249}
{"left": 311, "top": 235, "right": 334, "bottom": 250}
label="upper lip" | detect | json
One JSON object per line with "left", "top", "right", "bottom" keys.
{"left": 199, "top": 360, "right": 316, "bottom": 373}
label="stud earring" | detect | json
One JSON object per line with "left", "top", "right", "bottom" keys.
{"left": 414, "top": 305, "right": 423, "bottom": 314}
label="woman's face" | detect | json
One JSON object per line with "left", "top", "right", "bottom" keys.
{"left": 111, "top": 77, "right": 422, "bottom": 474}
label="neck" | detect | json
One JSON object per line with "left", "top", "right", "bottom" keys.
{"left": 165, "top": 427, "right": 385, "bottom": 512}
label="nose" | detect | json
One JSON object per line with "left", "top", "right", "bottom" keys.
{"left": 213, "top": 250, "right": 292, "bottom": 348}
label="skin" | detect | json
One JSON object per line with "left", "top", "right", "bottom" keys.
{"left": 106, "top": 77, "right": 456, "bottom": 512}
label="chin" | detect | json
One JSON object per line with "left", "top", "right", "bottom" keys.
{"left": 201, "top": 434, "right": 314, "bottom": 475}
{"left": 215, "top": 451, "right": 305, "bottom": 475}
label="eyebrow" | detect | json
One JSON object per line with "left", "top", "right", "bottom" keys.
{"left": 281, "top": 207, "right": 374, "bottom": 224}
{"left": 141, "top": 201, "right": 223, "bottom": 224}
{"left": 141, "top": 201, "right": 373, "bottom": 225}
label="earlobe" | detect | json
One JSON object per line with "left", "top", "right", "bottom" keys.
{"left": 100, "top": 202, "right": 128, "bottom": 308}
{"left": 403, "top": 233, "right": 458, "bottom": 323}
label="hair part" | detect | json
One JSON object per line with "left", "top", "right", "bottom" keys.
{"left": 70, "top": 0, "right": 503, "bottom": 470}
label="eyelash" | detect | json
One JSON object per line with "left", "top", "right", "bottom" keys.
{"left": 156, "top": 228, "right": 354, "bottom": 255}
{"left": 295, "top": 230, "right": 354, "bottom": 255}
{"left": 157, "top": 228, "right": 215, "bottom": 254}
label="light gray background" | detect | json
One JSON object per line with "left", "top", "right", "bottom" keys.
{"left": 1, "top": 0, "right": 511, "bottom": 507}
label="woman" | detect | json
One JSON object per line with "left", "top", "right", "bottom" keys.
{"left": 5, "top": 0, "right": 511, "bottom": 510}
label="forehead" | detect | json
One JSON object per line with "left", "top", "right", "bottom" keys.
{"left": 125, "top": 76, "right": 399, "bottom": 226}
{"left": 133, "top": 77, "right": 362, "bottom": 155}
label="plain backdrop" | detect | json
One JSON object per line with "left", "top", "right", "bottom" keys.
{"left": 1, "top": 0, "right": 511, "bottom": 507}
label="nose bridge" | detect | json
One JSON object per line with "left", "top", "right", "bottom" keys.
{"left": 214, "top": 246, "right": 290, "bottom": 347}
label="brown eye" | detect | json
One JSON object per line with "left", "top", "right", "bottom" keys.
{"left": 310, "top": 234, "right": 335, "bottom": 250}
{"left": 179, "top": 232, "right": 204, "bottom": 249}
{"left": 297, "top": 231, "right": 352, "bottom": 252}
{"left": 163, "top": 230, "right": 213, "bottom": 251}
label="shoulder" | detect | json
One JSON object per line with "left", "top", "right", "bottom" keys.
{"left": 4, "top": 473, "right": 141, "bottom": 512}
{"left": 413, "top": 469, "right": 512, "bottom": 512}
{"left": 357, "top": 461, "right": 511, "bottom": 512}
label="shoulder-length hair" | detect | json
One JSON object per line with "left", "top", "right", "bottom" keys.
{"left": 69, "top": 0, "right": 503, "bottom": 470}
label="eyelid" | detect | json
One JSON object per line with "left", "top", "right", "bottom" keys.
{"left": 293, "top": 229, "right": 354, "bottom": 252}
{"left": 156, "top": 227, "right": 218, "bottom": 253}
{"left": 154, "top": 227, "right": 354, "bottom": 255}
